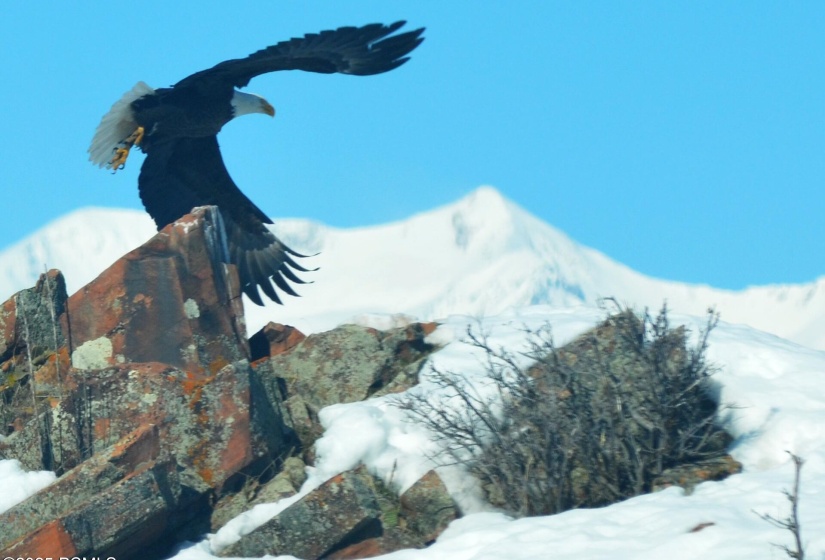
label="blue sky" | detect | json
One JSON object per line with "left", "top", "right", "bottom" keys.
{"left": 1, "top": 2, "right": 823, "bottom": 290}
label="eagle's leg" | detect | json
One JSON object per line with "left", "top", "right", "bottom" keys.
{"left": 109, "top": 126, "right": 145, "bottom": 171}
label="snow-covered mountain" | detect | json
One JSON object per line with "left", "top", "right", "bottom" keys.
{"left": 1, "top": 186, "right": 823, "bottom": 349}
{"left": 4, "top": 188, "right": 825, "bottom": 558}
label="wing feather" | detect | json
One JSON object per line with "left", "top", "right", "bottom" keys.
{"left": 280, "top": 258, "right": 312, "bottom": 279}
{"left": 138, "top": 136, "right": 311, "bottom": 305}
{"left": 174, "top": 21, "right": 424, "bottom": 89}
{"left": 271, "top": 270, "right": 301, "bottom": 297}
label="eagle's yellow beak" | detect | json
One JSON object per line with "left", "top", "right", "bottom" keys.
{"left": 261, "top": 99, "right": 275, "bottom": 117}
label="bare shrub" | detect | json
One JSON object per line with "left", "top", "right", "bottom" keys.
{"left": 756, "top": 452, "right": 806, "bottom": 559}
{"left": 397, "top": 304, "right": 731, "bottom": 517}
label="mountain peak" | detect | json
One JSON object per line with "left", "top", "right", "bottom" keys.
{"left": 1, "top": 188, "right": 824, "bottom": 350}
{"left": 458, "top": 185, "right": 508, "bottom": 208}
{"left": 444, "top": 186, "right": 523, "bottom": 251}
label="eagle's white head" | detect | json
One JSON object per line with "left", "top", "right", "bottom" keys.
{"left": 231, "top": 90, "right": 275, "bottom": 118}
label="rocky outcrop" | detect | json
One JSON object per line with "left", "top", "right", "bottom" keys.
{"left": 0, "top": 206, "right": 737, "bottom": 559}
{"left": 0, "top": 270, "right": 70, "bottom": 428}
{"left": 0, "top": 269, "right": 67, "bottom": 365}
{"left": 249, "top": 322, "right": 306, "bottom": 361}
{"left": 0, "top": 206, "right": 449, "bottom": 559}
{"left": 0, "top": 208, "right": 298, "bottom": 558}
{"left": 62, "top": 206, "right": 247, "bottom": 374}
{"left": 0, "top": 425, "right": 191, "bottom": 558}
{"left": 398, "top": 470, "right": 458, "bottom": 544}
{"left": 210, "top": 455, "right": 308, "bottom": 532}
{"left": 252, "top": 321, "right": 438, "bottom": 460}
{"left": 222, "top": 465, "right": 388, "bottom": 558}
{"left": 221, "top": 465, "right": 456, "bottom": 559}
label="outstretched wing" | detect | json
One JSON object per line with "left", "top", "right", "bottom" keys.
{"left": 174, "top": 21, "right": 425, "bottom": 90}
{"left": 138, "top": 135, "right": 311, "bottom": 305}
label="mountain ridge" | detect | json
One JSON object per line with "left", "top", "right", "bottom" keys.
{"left": 1, "top": 186, "right": 823, "bottom": 349}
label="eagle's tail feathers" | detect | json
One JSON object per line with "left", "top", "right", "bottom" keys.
{"left": 88, "top": 81, "right": 154, "bottom": 168}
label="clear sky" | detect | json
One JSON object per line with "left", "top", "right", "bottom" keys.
{"left": 1, "top": 2, "right": 823, "bottom": 290}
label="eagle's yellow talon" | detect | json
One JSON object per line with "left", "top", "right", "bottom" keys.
{"left": 108, "top": 126, "right": 144, "bottom": 172}
{"left": 127, "top": 126, "right": 145, "bottom": 146}
{"left": 109, "top": 147, "right": 130, "bottom": 171}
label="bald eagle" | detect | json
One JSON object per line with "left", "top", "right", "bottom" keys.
{"left": 89, "top": 22, "right": 424, "bottom": 305}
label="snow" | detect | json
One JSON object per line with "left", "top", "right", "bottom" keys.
{"left": 0, "top": 459, "right": 56, "bottom": 513}
{"left": 3, "top": 305, "right": 825, "bottom": 558}
{"left": 163, "top": 306, "right": 825, "bottom": 559}
{"left": 1, "top": 187, "right": 825, "bottom": 350}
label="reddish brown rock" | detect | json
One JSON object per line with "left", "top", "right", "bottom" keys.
{"left": 326, "top": 531, "right": 423, "bottom": 560}
{"left": 0, "top": 270, "right": 70, "bottom": 446}
{"left": 0, "top": 269, "right": 68, "bottom": 363}
{"left": 0, "top": 270, "right": 68, "bottom": 378}
{"left": 18, "top": 360, "right": 255, "bottom": 484}
{"left": 0, "top": 207, "right": 304, "bottom": 559}
{"left": 0, "top": 361, "right": 258, "bottom": 480}
{"left": 60, "top": 206, "right": 247, "bottom": 376}
{"left": 0, "top": 356, "right": 290, "bottom": 558}
{"left": 221, "top": 465, "right": 386, "bottom": 558}
{"left": 0, "top": 207, "right": 453, "bottom": 560}
{"left": 58, "top": 459, "right": 186, "bottom": 558}
{"left": 0, "top": 424, "right": 171, "bottom": 556}
{"left": 219, "top": 464, "right": 456, "bottom": 560}
{"left": 250, "top": 322, "right": 306, "bottom": 362}
{"left": 31, "top": 346, "right": 71, "bottom": 397}
{"left": 1, "top": 520, "right": 78, "bottom": 558}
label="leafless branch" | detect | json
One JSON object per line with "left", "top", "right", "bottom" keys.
{"left": 756, "top": 452, "right": 805, "bottom": 559}
{"left": 397, "top": 304, "right": 730, "bottom": 517}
